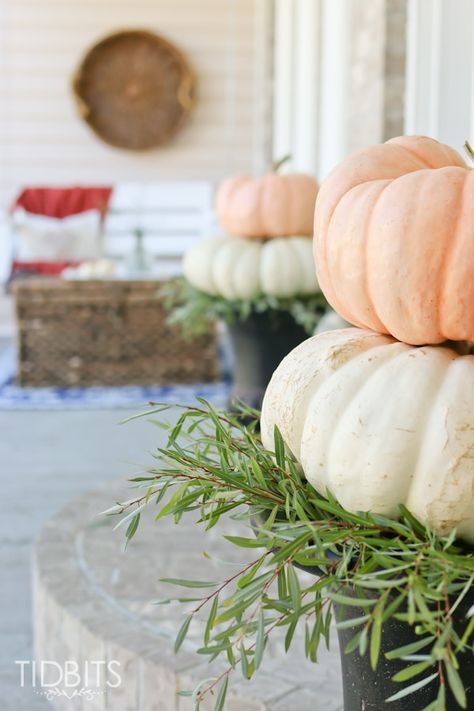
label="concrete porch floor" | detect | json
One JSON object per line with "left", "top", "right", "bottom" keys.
{"left": 0, "top": 400, "right": 163, "bottom": 709}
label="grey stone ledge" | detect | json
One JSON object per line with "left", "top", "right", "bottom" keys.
{"left": 33, "top": 482, "right": 343, "bottom": 710}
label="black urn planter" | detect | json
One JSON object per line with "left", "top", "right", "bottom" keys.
{"left": 251, "top": 514, "right": 474, "bottom": 710}
{"left": 225, "top": 309, "right": 308, "bottom": 410}
{"left": 333, "top": 584, "right": 474, "bottom": 711}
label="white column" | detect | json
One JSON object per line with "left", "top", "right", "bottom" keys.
{"left": 405, "top": 0, "right": 474, "bottom": 150}
{"left": 272, "top": 0, "right": 296, "bottom": 164}
{"left": 317, "top": 0, "right": 351, "bottom": 179}
{"left": 252, "top": 0, "right": 275, "bottom": 173}
{"left": 272, "top": 0, "right": 321, "bottom": 175}
{"left": 272, "top": 0, "right": 385, "bottom": 179}
{"left": 292, "top": 0, "right": 321, "bottom": 173}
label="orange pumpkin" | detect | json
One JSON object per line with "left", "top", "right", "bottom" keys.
{"left": 314, "top": 135, "right": 474, "bottom": 345}
{"left": 216, "top": 159, "right": 318, "bottom": 238}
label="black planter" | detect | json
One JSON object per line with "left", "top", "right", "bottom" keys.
{"left": 251, "top": 513, "right": 474, "bottom": 710}
{"left": 333, "top": 584, "right": 474, "bottom": 710}
{"left": 225, "top": 309, "right": 308, "bottom": 410}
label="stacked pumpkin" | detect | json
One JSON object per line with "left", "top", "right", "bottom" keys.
{"left": 183, "top": 161, "right": 321, "bottom": 300}
{"left": 261, "top": 136, "right": 474, "bottom": 543}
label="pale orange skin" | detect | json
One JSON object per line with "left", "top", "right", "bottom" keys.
{"left": 314, "top": 135, "right": 474, "bottom": 345}
{"left": 216, "top": 173, "right": 319, "bottom": 238}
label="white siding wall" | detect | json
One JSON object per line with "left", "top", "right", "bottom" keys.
{"left": 0, "top": 0, "right": 272, "bottom": 209}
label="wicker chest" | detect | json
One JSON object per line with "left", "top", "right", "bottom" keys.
{"left": 13, "top": 279, "right": 219, "bottom": 387}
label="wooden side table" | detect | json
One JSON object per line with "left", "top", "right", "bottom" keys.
{"left": 13, "top": 279, "right": 219, "bottom": 387}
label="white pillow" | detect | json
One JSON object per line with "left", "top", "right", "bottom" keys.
{"left": 13, "top": 208, "right": 102, "bottom": 261}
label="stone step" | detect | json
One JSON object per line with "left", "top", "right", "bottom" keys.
{"left": 33, "top": 482, "right": 343, "bottom": 710}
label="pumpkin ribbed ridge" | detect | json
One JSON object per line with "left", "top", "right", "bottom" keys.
{"left": 261, "top": 328, "right": 474, "bottom": 542}
{"left": 216, "top": 172, "right": 318, "bottom": 238}
{"left": 184, "top": 235, "right": 319, "bottom": 300}
{"left": 314, "top": 136, "right": 470, "bottom": 345}
{"left": 322, "top": 344, "right": 450, "bottom": 517}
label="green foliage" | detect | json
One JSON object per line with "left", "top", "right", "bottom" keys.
{"left": 160, "top": 278, "right": 329, "bottom": 337}
{"left": 110, "top": 401, "right": 474, "bottom": 710}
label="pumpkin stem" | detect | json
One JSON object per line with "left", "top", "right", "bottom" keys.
{"left": 271, "top": 154, "right": 291, "bottom": 172}
{"left": 463, "top": 140, "right": 474, "bottom": 164}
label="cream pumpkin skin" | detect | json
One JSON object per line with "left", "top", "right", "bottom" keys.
{"left": 216, "top": 168, "right": 318, "bottom": 239}
{"left": 314, "top": 135, "right": 474, "bottom": 345}
{"left": 261, "top": 328, "right": 474, "bottom": 543}
{"left": 183, "top": 234, "right": 319, "bottom": 300}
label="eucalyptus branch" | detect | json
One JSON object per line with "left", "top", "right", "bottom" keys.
{"left": 190, "top": 551, "right": 271, "bottom": 615}
{"left": 159, "top": 278, "right": 329, "bottom": 337}
{"left": 110, "top": 400, "right": 474, "bottom": 711}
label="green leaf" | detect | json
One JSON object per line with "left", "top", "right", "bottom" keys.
{"left": 287, "top": 564, "right": 301, "bottom": 612}
{"left": 386, "top": 636, "right": 436, "bottom": 660}
{"left": 224, "top": 535, "right": 265, "bottom": 549}
{"left": 435, "top": 683, "right": 446, "bottom": 711}
{"left": 445, "top": 663, "right": 467, "bottom": 709}
{"left": 125, "top": 513, "right": 140, "bottom": 547}
{"left": 240, "top": 645, "right": 253, "bottom": 680}
{"left": 359, "top": 627, "right": 368, "bottom": 657}
{"left": 323, "top": 608, "right": 332, "bottom": 649}
{"left": 232, "top": 571, "right": 273, "bottom": 600}
{"left": 237, "top": 557, "right": 266, "bottom": 589}
{"left": 250, "top": 458, "right": 266, "bottom": 487}
{"left": 385, "top": 672, "right": 439, "bottom": 703}
{"left": 285, "top": 618, "right": 298, "bottom": 652}
{"left": 261, "top": 505, "right": 279, "bottom": 531}
{"left": 336, "top": 614, "right": 370, "bottom": 630}
{"left": 392, "top": 660, "right": 434, "bottom": 683}
{"left": 213, "top": 677, "right": 229, "bottom": 711}
{"left": 433, "top": 624, "right": 453, "bottom": 654}
{"left": 197, "top": 644, "right": 230, "bottom": 656}
{"left": 382, "top": 593, "right": 406, "bottom": 623}
{"left": 398, "top": 504, "right": 427, "bottom": 537}
{"left": 345, "top": 630, "right": 362, "bottom": 655}
{"left": 254, "top": 609, "right": 266, "bottom": 670}
{"left": 357, "top": 577, "right": 407, "bottom": 590}
{"left": 327, "top": 591, "right": 378, "bottom": 608}
{"left": 155, "top": 484, "right": 190, "bottom": 521}
{"left": 407, "top": 587, "right": 416, "bottom": 625}
{"left": 456, "top": 614, "right": 474, "bottom": 652}
{"left": 307, "top": 617, "right": 322, "bottom": 662}
{"left": 175, "top": 615, "right": 192, "bottom": 653}
{"left": 277, "top": 568, "right": 288, "bottom": 599}
{"left": 370, "top": 615, "right": 382, "bottom": 670}
{"left": 273, "top": 426, "right": 286, "bottom": 469}
{"left": 204, "top": 595, "right": 219, "bottom": 645}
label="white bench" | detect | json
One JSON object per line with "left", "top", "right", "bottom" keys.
{"left": 104, "top": 181, "right": 216, "bottom": 276}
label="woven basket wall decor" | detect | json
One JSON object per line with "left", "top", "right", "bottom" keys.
{"left": 72, "top": 29, "right": 196, "bottom": 151}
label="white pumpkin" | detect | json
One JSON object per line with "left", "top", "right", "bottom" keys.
{"left": 261, "top": 328, "right": 474, "bottom": 543}
{"left": 183, "top": 235, "right": 319, "bottom": 299}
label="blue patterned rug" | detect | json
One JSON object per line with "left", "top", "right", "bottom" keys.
{"left": 0, "top": 347, "right": 230, "bottom": 410}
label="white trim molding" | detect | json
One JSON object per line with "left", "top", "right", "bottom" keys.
{"left": 253, "top": 0, "right": 275, "bottom": 174}
{"left": 292, "top": 0, "right": 321, "bottom": 174}
{"left": 317, "top": 0, "right": 351, "bottom": 179}
{"left": 272, "top": 0, "right": 296, "bottom": 163}
{"left": 272, "top": 0, "right": 386, "bottom": 180}
{"left": 272, "top": 0, "right": 325, "bottom": 176}
{"left": 405, "top": 0, "right": 474, "bottom": 150}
